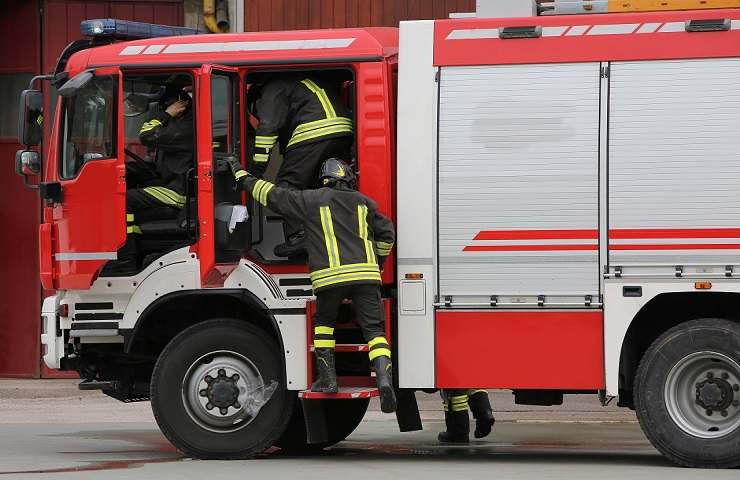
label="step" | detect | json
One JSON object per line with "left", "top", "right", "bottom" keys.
{"left": 299, "top": 386, "right": 379, "bottom": 400}
{"left": 310, "top": 343, "right": 369, "bottom": 352}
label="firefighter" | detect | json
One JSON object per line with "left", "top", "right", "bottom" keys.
{"left": 226, "top": 156, "right": 397, "bottom": 413}
{"left": 246, "top": 74, "right": 353, "bottom": 258}
{"left": 109, "top": 84, "right": 194, "bottom": 274}
{"left": 438, "top": 389, "right": 496, "bottom": 443}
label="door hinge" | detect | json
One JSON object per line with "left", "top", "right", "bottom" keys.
{"left": 600, "top": 65, "right": 610, "bottom": 78}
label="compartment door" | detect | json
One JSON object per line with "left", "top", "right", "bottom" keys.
{"left": 437, "top": 63, "right": 601, "bottom": 306}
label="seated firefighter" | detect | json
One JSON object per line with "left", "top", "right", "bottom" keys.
{"left": 227, "top": 157, "right": 398, "bottom": 413}
{"left": 107, "top": 81, "right": 194, "bottom": 275}
{"left": 246, "top": 73, "right": 354, "bottom": 259}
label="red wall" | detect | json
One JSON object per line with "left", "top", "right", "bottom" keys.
{"left": 246, "top": 0, "right": 476, "bottom": 31}
{"left": 0, "top": 0, "right": 183, "bottom": 378}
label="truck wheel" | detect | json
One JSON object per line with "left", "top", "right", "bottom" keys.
{"left": 635, "top": 318, "right": 740, "bottom": 468}
{"left": 276, "top": 397, "right": 369, "bottom": 453}
{"left": 150, "top": 319, "right": 293, "bottom": 459}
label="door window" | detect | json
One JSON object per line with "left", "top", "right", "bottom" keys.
{"left": 60, "top": 75, "right": 117, "bottom": 180}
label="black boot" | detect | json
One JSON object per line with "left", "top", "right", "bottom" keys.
{"left": 468, "top": 390, "right": 495, "bottom": 439}
{"left": 274, "top": 231, "right": 306, "bottom": 258}
{"left": 372, "top": 356, "right": 397, "bottom": 413}
{"left": 438, "top": 410, "right": 470, "bottom": 443}
{"left": 311, "top": 348, "right": 338, "bottom": 393}
{"left": 100, "top": 235, "right": 139, "bottom": 277}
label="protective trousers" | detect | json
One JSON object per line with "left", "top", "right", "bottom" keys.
{"left": 313, "top": 284, "right": 388, "bottom": 361}
{"left": 440, "top": 389, "right": 495, "bottom": 441}
{"left": 275, "top": 136, "right": 352, "bottom": 240}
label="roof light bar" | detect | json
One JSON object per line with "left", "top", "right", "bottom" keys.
{"left": 80, "top": 19, "right": 200, "bottom": 40}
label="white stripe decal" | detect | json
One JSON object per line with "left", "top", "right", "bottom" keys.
{"left": 143, "top": 44, "right": 166, "bottom": 55}
{"left": 542, "top": 26, "right": 569, "bottom": 37}
{"left": 659, "top": 22, "right": 685, "bottom": 32}
{"left": 120, "top": 45, "right": 146, "bottom": 56}
{"left": 732, "top": 20, "right": 740, "bottom": 30}
{"left": 636, "top": 22, "right": 662, "bottom": 34}
{"left": 587, "top": 23, "right": 639, "bottom": 35}
{"left": 159, "top": 38, "right": 355, "bottom": 55}
{"left": 446, "top": 28, "right": 499, "bottom": 40}
{"left": 55, "top": 252, "right": 118, "bottom": 261}
{"left": 565, "top": 25, "right": 589, "bottom": 36}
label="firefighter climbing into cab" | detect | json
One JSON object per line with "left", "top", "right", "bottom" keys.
{"left": 226, "top": 156, "right": 397, "bottom": 413}
{"left": 246, "top": 73, "right": 354, "bottom": 259}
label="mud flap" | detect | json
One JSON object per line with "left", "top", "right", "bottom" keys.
{"left": 301, "top": 398, "right": 329, "bottom": 444}
{"left": 395, "top": 389, "right": 423, "bottom": 432}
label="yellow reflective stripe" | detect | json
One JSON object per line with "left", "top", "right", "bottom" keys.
{"left": 310, "top": 262, "right": 380, "bottom": 281}
{"left": 255, "top": 135, "right": 278, "bottom": 147}
{"left": 234, "top": 170, "right": 248, "bottom": 179}
{"left": 251, "top": 179, "right": 274, "bottom": 207}
{"left": 368, "top": 337, "right": 388, "bottom": 348}
{"left": 126, "top": 213, "right": 135, "bottom": 223}
{"left": 143, "top": 187, "right": 185, "bottom": 208}
{"left": 253, "top": 153, "right": 270, "bottom": 163}
{"left": 314, "top": 339, "right": 336, "bottom": 349}
{"left": 261, "top": 183, "right": 274, "bottom": 205}
{"left": 127, "top": 225, "right": 142, "bottom": 234}
{"left": 292, "top": 117, "right": 352, "bottom": 137}
{"left": 312, "top": 271, "right": 382, "bottom": 290}
{"left": 287, "top": 124, "right": 353, "bottom": 149}
{"left": 358, "top": 204, "right": 376, "bottom": 265}
{"left": 368, "top": 347, "right": 391, "bottom": 361}
{"left": 376, "top": 240, "right": 393, "bottom": 256}
{"left": 320, "top": 206, "right": 340, "bottom": 269}
{"left": 139, "top": 119, "right": 162, "bottom": 133}
{"left": 451, "top": 395, "right": 469, "bottom": 403}
{"left": 301, "top": 79, "right": 336, "bottom": 118}
{"left": 469, "top": 389, "right": 487, "bottom": 395}
{"left": 450, "top": 402, "right": 469, "bottom": 412}
{"left": 314, "top": 326, "right": 334, "bottom": 335}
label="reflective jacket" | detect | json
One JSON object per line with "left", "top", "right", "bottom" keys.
{"left": 252, "top": 76, "right": 353, "bottom": 166}
{"left": 242, "top": 176, "right": 394, "bottom": 292}
{"left": 139, "top": 110, "right": 194, "bottom": 199}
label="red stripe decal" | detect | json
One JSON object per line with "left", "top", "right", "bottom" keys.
{"left": 610, "top": 243, "right": 740, "bottom": 251}
{"left": 474, "top": 229, "right": 598, "bottom": 240}
{"left": 610, "top": 228, "right": 740, "bottom": 239}
{"left": 464, "top": 244, "right": 598, "bottom": 252}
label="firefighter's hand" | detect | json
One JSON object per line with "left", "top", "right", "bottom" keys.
{"left": 165, "top": 99, "right": 188, "bottom": 118}
{"left": 224, "top": 156, "right": 249, "bottom": 186}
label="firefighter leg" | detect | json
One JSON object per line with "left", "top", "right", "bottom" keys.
{"left": 101, "top": 190, "right": 156, "bottom": 275}
{"left": 439, "top": 390, "right": 470, "bottom": 443}
{"left": 311, "top": 287, "right": 345, "bottom": 393}
{"left": 352, "top": 285, "right": 396, "bottom": 413}
{"left": 468, "top": 389, "right": 495, "bottom": 439}
{"left": 274, "top": 137, "right": 353, "bottom": 258}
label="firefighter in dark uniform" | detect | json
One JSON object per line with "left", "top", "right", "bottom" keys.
{"left": 439, "top": 389, "right": 496, "bottom": 443}
{"left": 226, "top": 157, "right": 397, "bottom": 413}
{"left": 247, "top": 75, "right": 353, "bottom": 258}
{"left": 111, "top": 86, "right": 194, "bottom": 274}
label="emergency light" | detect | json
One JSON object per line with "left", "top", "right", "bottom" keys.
{"left": 80, "top": 19, "right": 200, "bottom": 40}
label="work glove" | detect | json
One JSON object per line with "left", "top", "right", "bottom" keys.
{"left": 224, "top": 156, "right": 249, "bottom": 187}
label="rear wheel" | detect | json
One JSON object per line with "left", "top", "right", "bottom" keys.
{"left": 151, "top": 319, "right": 293, "bottom": 459}
{"left": 276, "top": 397, "right": 369, "bottom": 453}
{"left": 635, "top": 318, "right": 740, "bottom": 468}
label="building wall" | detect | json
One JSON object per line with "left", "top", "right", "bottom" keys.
{"left": 245, "top": 0, "right": 476, "bottom": 31}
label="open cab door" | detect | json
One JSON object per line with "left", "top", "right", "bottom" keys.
{"left": 42, "top": 67, "right": 126, "bottom": 290}
{"left": 197, "top": 65, "right": 248, "bottom": 285}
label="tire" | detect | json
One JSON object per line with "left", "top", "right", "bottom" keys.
{"left": 150, "top": 319, "right": 294, "bottom": 459}
{"left": 634, "top": 318, "right": 740, "bottom": 468}
{"left": 276, "top": 396, "right": 369, "bottom": 453}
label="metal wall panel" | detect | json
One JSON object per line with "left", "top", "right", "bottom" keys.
{"left": 245, "top": 0, "right": 475, "bottom": 31}
{"left": 437, "top": 63, "right": 601, "bottom": 301}
{"left": 609, "top": 59, "right": 740, "bottom": 269}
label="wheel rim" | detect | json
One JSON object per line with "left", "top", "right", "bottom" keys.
{"left": 664, "top": 351, "right": 740, "bottom": 439}
{"left": 182, "top": 350, "right": 266, "bottom": 434}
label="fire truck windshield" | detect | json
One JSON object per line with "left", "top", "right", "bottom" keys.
{"left": 60, "top": 75, "right": 117, "bottom": 180}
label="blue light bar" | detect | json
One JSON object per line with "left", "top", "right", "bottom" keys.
{"left": 81, "top": 19, "right": 200, "bottom": 40}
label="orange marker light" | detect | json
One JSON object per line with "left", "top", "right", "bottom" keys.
{"left": 695, "top": 281, "right": 712, "bottom": 290}
{"left": 405, "top": 273, "right": 424, "bottom": 279}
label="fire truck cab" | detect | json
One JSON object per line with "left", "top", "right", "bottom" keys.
{"left": 15, "top": 1, "right": 740, "bottom": 468}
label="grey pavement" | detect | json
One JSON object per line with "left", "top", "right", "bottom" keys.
{"left": 0, "top": 379, "right": 734, "bottom": 479}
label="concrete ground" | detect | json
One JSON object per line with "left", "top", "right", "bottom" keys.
{"left": 0, "top": 379, "right": 736, "bottom": 479}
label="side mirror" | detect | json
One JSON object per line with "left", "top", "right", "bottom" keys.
{"left": 18, "top": 90, "right": 43, "bottom": 147}
{"left": 15, "top": 150, "right": 41, "bottom": 176}
{"left": 58, "top": 70, "right": 94, "bottom": 98}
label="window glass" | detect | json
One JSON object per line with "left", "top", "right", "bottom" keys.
{"left": 211, "top": 75, "right": 240, "bottom": 155}
{"left": 60, "top": 75, "right": 117, "bottom": 180}
{"left": 0, "top": 73, "right": 35, "bottom": 139}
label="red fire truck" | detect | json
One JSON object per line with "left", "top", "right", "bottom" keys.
{"left": 15, "top": 0, "right": 740, "bottom": 467}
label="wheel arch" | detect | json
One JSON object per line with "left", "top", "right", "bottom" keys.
{"left": 618, "top": 291, "right": 740, "bottom": 407}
